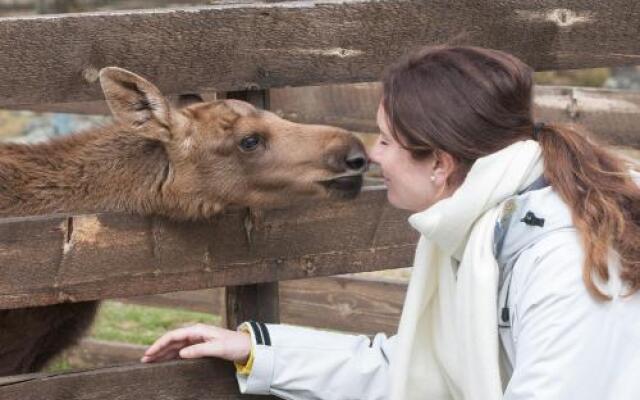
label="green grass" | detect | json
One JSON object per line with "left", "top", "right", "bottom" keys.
{"left": 90, "top": 301, "right": 220, "bottom": 346}
{"left": 46, "top": 357, "right": 73, "bottom": 373}
{"left": 44, "top": 301, "right": 220, "bottom": 372}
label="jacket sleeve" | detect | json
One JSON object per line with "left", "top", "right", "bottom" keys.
{"left": 235, "top": 321, "right": 396, "bottom": 400}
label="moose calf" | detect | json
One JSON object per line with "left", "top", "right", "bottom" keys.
{"left": 0, "top": 67, "right": 368, "bottom": 375}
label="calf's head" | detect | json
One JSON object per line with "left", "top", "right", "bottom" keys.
{"left": 99, "top": 67, "right": 368, "bottom": 214}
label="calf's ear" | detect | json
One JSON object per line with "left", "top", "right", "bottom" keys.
{"left": 100, "top": 67, "right": 179, "bottom": 141}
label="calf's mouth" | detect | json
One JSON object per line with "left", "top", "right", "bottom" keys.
{"left": 318, "top": 174, "right": 364, "bottom": 199}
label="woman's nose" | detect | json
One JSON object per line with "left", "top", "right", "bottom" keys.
{"left": 366, "top": 142, "right": 380, "bottom": 165}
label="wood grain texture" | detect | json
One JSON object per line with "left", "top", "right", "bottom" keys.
{"left": 223, "top": 89, "right": 281, "bottom": 328}
{"left": 0, "top": 358, "right": 276, "bottom": 400}
{"left": 533, "top": 86, "right": 640, "bottom": 148}
{"left": 118, "top": 276, "right": 407, "bottom": 334}
{"left": 225, "top": 282, "right": 280, "bottom": 328}
{"left": 57, "top": 274, "right": 407, "bottom": 369}
{"left": 272, "top": 84, "right": 640, "bottom": 149}
{"left": 120, "top": 275, "right": 407, "bottom": 335}
{"left": 279, "top": 275, "right": 405, "bottom": 335}
{"left": 11, "top": 85, "right": 640, "bottom": 149}
{"left": 0, "top": 187, "right": 418, "bottom": 309}
{"left": 119, "top": 288, "right": 226, "bottom": 314}
{"left": 1, "top": 0, "right": 640, "bottom": 107}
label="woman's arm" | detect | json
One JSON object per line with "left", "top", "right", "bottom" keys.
{"left": 142, "top": 322, "right": 395, "bottom": 400}
{"left": 237, "top": 322, "right": 395, "bottom": 400}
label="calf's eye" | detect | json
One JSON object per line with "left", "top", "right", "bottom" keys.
{"left": 239, "top": 134, "right": 264, "bottom": 152}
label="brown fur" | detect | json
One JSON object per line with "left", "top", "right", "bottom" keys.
{"left": 0, "top": 67, "right": 367, "bottom": 375}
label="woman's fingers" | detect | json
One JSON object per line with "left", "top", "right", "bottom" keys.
{"left": 179, "top": 341, "right": 225, "bottom": 359}
{"left": 141, "top": 340, "right": 188, "bottom": 363}
{"left": 144, "top": 325, "right": 211, "bottom": 357}
{"left": 141, "top": 348, "right": 179, "bottom": 363}
{"left": 141, "top": 324, "right": 245, "bottom": 363}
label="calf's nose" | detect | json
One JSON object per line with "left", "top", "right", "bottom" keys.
{"left": 345, "top": 147, "right": 368, "bottom": 173}
{"left": 325, "top": 135, "right": 369, "bottom": 174}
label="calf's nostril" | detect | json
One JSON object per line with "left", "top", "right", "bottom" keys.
{"left": 345, "top": 151, "right": 368, "bottom": 172}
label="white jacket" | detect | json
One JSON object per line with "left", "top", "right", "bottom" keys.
{"left": 236, "top": 180, "right": 640, "bottom": 400}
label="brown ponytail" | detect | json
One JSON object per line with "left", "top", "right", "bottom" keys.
{"left": 382, "top": 45, "right": 640, "bottom": 299}
{"left": 537, "top": 123, "right": 640, "bottom": 299}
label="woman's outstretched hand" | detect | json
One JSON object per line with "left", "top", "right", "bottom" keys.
{"left": 141, "top": 323, "right": 251, "bottom": 364}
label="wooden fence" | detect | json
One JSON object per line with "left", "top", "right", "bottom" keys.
{"left": 1, "top": 1, "right": 639, "bottom": 399}
{"left": 59, "top": 275, "right": 407, "bottom": 368}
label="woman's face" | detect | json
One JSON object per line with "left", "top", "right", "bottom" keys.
{"left": 368, "top": 103, "right": 455, "bottom": 212}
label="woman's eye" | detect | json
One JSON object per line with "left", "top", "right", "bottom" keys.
{"left": 239, "top": 134, "right": 264, "bottom": 152}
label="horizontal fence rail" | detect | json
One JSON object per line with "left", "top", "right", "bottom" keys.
{"left": 272, "top": 84, "right": 640, "bottom": 149}
{"left": 533, "top": 86, "right": 640, "bottom": 148}
{"left": 59, "top": 275, "right": 407, "bottom": 367}
{"left": 1, "top": 0, "right": 640, "bottom": 107}
{"left": 8, "top": 85, "right": 640, "bottom": 150}
{"left": 0, "top": 0, "right": 224, "bottom": 14}
{"left": 0, "top": 359, "right": 278, "bottom": 400}
{"left": 272, "top": 275, "right": 405, "bottom": 334}
{"left": 0, "top": 187, "right": 417, "bottom": 310}
{"left": 120, "top": 275, "right": 407, "bottom": 335}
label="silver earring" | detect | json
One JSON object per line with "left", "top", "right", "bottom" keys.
{"left": 430, "top": 175, "right": 436, "bottom": 182}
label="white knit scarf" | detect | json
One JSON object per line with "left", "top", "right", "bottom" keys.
{"left": 389, "top": 140, "right": 544, "bottom": 400}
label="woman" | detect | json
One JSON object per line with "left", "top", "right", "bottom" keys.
{"left": 141, "top": 46, "right": 640, "bottom": 400}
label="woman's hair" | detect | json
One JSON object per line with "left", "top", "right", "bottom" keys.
{"left": 382, "top": 45, "right": 640, "bottom": 299}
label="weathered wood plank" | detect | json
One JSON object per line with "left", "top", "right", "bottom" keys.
{"left": 279, "top": 275, "right": 405, "bottom": 335}
{"left": 118, "top": 288, "right": 225, "bottom": 314}
{"left": 63, "top": 273, "right": 407, "bottom": 368}
{"left": 533, "top": 86, "right": 640, "bottom": 148}
{"left": 118, "top": 276, "right": 407, "bottom": 334}
{"left": 1, "top": 92, "right": 219, "bottom": 114}
{"left": 0, "top": 187, "right": 418, "bottom": 309}
{"left": 1, "top": 1, "right": 640, "bottom": 107}
{"left": 226, "top": 282, "right": 280, "bottom": 328}
{"left": 121, "top": 275, "right": 407, "bottom": 335}
{"left": 0, "top": 359, "right": 276, "bottom": 400}
{"left": 62, "top": 274, "right": 406, "bottom": 369}
{"left": 0, "top": 0, "right": 276, "bottom": 15}
{"left": 224, "top": 89, "right": 281, "bottom": 328}
{"left": 273, "top": 84, "right": 640, "bottom": 148}
{"left": 9, "top": 85, "right": 640, "bottom": 149}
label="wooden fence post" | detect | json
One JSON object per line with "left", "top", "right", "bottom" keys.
{"left": 224, "top": 89, "right": 280, "bottom": 329}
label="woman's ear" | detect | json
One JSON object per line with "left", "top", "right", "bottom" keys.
{"left": 431, "top": 150, "right": 457, "bottom": 187}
